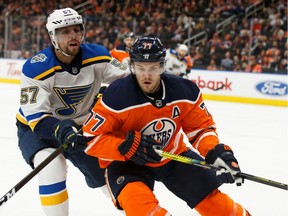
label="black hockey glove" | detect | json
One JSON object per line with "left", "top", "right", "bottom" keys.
{"left": 205, "top": 144, "right": 244, "bottom": 186}
{"left": 118, "top": 131, "right": 162, "bottom": 166}
{"left": 52, "top": 119, "right": 87, "bottom": 154}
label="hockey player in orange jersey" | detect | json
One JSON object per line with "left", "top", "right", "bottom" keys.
{"left": 110, "top": 32, "right": 135, "bottom": 67}
{"left": 82, "top": 37, "right": 251, "bottom": 216}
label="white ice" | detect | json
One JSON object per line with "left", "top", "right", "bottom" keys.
{"left": 0, "top": 83, "right": 287, "bottom": 216}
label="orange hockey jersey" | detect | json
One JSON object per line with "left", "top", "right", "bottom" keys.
{"left": 83, "top": 74, "right": 220, "bottom": 168}
{"left": 110, "top": 44, "right": 130, "bottom": 65}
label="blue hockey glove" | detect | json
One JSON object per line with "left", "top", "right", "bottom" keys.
{"left": 52, "top": 119, "right": 87, "bottom": 153}
{"left": 205, "top": 144, "right": 244, "bottom": 186}
{"left": 118, "top": 131, "right": 162, "bottom": 166}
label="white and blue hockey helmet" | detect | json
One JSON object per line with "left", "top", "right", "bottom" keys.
{"left": 46, "top": 8, "right": 84, "bottom": 51}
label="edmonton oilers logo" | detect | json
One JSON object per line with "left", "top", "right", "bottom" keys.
{"left": 141, "top": 118, "right": 176, "bottom": 149}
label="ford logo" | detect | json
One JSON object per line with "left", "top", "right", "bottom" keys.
{"left": 256, "top": 81, "right": 287, "bottom": 96}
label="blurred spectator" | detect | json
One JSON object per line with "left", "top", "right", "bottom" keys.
{"left": 207, "top": 59, "right": 218, "bottom": 71}
{"left": 158, "top": 24, "right": 175, "bottom": 44}
{"left": 220, "top": 51, "right": 233, "bottom": 70}
{"left": 195, "top": 17, "right": 206, "bottom": 33}
{"left": 207, "top": 33, "right": 222, "bottom": 57}
{"left": 233, "top": 63, "right": 243, "bottom": 72}
{"left": 205, "top": 13, "right": 218, "bottom": 39}
{"left": 191, "top": 46, "right": 205, "bottom": 69}
{"left": 245, "top": 55, "right": 262, "bottom": 73}
{"left": 17, "top": 49, "right": 30, "bottom": 59}
{"left": 221, "top": 34, "right": 232, "bottom": 52}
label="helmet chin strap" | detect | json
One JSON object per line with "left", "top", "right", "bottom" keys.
{"left": 56, "top": 47, "right": 71, "bottom": 57}
{"left": 50, "top": 35, "right": 71, "bottom": 57}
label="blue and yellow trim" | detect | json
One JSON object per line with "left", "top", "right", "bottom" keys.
{"left": 82, "top": 55, "right": 111, "bottom": 65}
{"left": 40, "top": 190, "right": 68, "bottom": 206}
{"left": 39, "top": 181, "right": 68, "bottom": 206}
{"left": 34, "top": 65, "right": 62, "bottom": 80}
{"left": 16, "top": 112, "right": 28, "bottom": 125}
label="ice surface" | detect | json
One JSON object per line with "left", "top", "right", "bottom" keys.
{"left": 0, "top": 83, "right": 287, "bottom": 216}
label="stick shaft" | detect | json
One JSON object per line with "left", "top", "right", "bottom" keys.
{"left": 0, "top": 145, "right": 65, "bottom": 206}
{"left": 238, "top": 172, "right": 288, "bottom": 190}
{"left": 157, "top": 150, "right": 288, "bottom": 191}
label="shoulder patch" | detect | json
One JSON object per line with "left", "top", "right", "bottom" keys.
{"left": 110, "top": 58, "right": 128, "bottom": 71}
{"left": 22, "top": 47, "right": 61, "bottom": 80}
{"left": 30, "top": 53, "right": 47, "bottom": 63}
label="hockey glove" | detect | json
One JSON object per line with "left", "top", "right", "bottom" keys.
{"left": 52, "top": 119, "right": 87, "bottom": 154}
{"left": 118, "top": 131, "right": 162, "bottom": 166}
{"left": 205, "top": 144, "right": 244, "bottom": 186}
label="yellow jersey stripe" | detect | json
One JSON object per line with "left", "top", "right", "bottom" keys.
{"left": 83, "top": 56, "right": 111, "bottom": 65}
{"left": 34, "top": 65, "right": 62, "bottom": 80}
{"left": 40, "top": 190, "right": 68, "bottom": 206}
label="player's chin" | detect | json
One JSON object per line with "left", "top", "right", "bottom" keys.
{"left": 141, "top": 84, "right": 154, "bottom": 94}
{"left": 68, "top": 45, "right": 80, "bottom": 55}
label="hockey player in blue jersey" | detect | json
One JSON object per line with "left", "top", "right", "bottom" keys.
{"left": 16, "top": 8, "right": 128, "bottom": 216}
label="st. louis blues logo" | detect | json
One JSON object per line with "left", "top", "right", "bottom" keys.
{"left": 54, "top": 83, "right": 93, "bottom": 116}
{"left": 141, "top": 118, "right": 176, "bottom": 149}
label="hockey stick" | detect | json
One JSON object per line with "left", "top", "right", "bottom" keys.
{"left": 155, "top": 149, "right": 288, "bottom": 191}
{"left": 206, "top": 83, "right": 225, "bottom": 91}
{"left": 0, "top": 143, "right": 68, "bottom": 207}
{"left": 212, "top": 84, "right": 225, "bottom": 91}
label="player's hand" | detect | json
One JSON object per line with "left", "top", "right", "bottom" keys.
{"left": 52, "top": 119, "right": 86, "bottom": 153}
{"left": 205, "top": 144, "right": 244, "bottom": 186}
{"left": 118, "top": 131, "right": 162, "bottom": 165}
